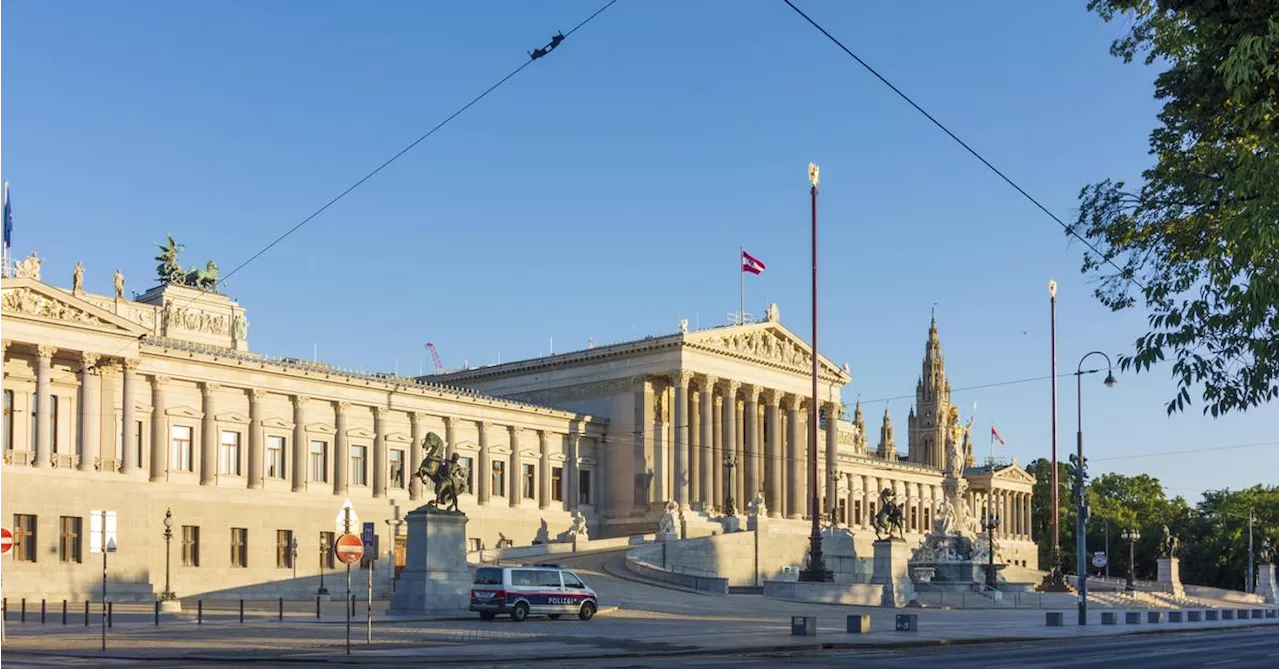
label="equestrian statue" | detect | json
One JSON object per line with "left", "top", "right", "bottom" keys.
{"left": 872, "top": 487, "right": 906, "bottom": 541}
{"left": 412, "top": 432, "right": 469, "bottom": 512}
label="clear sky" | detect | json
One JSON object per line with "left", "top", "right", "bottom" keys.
{"left": 4, "top": 1, "right": 1275, "bottom": 497}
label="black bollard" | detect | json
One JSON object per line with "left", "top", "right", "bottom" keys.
{"left": 155, "top": 601, "right": 160, "bottom": 626}
{"left": 62, "top": 600, "right": 67, "bottom": 625}
{"left": 20, "top": 598, "right": 25, "bottom": 623}
{"left": 2, "top": 597, "right": 6, "bottom": 622}
{"left": 84, "top": 601, "right": 90, "bottom": 626}
{"left": 350, "top": 594, "right": 355, "bottom": 617}
{"left": 278, "top": 597, "right": 283, "bottom": 622}
{"left": 108, "top": 602, "right": 113, "bottom": 628}
{"left": 197, "top": 600, "right": 203, "bottom": 625}
{"left": 316, "top": 595, "right": 321, "bottom": 619}
{"left": 239, "top": 599, "right": 244, "bottom": 624}
{"left": 41, "top": 599, "right": 46, "bottom": 624}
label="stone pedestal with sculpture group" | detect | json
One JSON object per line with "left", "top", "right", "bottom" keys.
{"left": 872, "top": 539, "right": 919, "bottom": 607}
{"left": 389, "top": 505, "right": 472, "bottom": 616}
{"left": 1157, "top": 557, "right": 1185, "bottom": 599}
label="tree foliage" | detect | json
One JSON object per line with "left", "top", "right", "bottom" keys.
{"left": 1072, "top": 0, "right": 1279, "bottom": 416}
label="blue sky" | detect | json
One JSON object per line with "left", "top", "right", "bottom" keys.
{"left": 4, "top": 1, "right": 1275, "bottom": 497}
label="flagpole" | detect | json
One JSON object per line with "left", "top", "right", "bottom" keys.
{"left": 739, "top": 246, "right": 745, "bottom": 325}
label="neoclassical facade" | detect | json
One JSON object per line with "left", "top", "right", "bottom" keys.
{"left": 2, "top": 263, "right": 1035, "bottom": 601}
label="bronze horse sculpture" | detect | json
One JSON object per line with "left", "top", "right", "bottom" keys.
{"left": 412, "top": 432, "right": 468, "bottom": 512}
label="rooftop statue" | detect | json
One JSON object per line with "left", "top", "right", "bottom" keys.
{"left": 154, "top": 234, "right": 221, "bottom": 292}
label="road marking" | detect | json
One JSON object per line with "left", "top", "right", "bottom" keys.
{"left": 1205, "top": 660, "right": 1240, "bottom": 666}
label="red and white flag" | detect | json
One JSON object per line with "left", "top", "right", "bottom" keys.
{"left": 990, "top": 425, "right": 1005, "bottom": 446}
{"left": 741, "top": 250, "right": 766, "bottom": 275}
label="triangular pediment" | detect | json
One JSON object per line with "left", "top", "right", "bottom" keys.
{"left": 386, "top": 432, "right": 413, "bottom": 444}
{"left": 166, "top": 405, "right": 204, "bottom": 419}
{"left": 346, "top": 427, "right": 375, "bottom": 440}
{"left": 993, "top": 465, "right": 1036, "bottom": 485}
{"left": 685, "top": 321, "right": 850, "bottom": 381}
{"left": 262, "top": 417, "right": 295, "bottom": 430}
{"left": 215, "top": 411, "right": 250, "bottom": 425}
{"left": 1, "top": 277, "right": 149, "bottom": 338}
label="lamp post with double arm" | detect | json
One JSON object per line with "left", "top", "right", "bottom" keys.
{"left": 723, "top": 455, "right": 738, "bottom": 516}
{"left": 1121, "top": 527, "right": 1140, "bottom": 594}
{"left": 160, "top": 508, "right": 176, "bottom": 602}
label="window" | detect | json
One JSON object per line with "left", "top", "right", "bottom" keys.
{"left": 59, "top": 516, "right": 82, "bottom": 563}
{"left": 14, "top": 514, "right": 36, "bottom": 562}
{"left": 230, "top": 528, "right": 248, "bottom": 567}
{"left": 837, "top": 499, "right": 848, "bottom": 526}
{"left": 29, "top": 395, "right": 37, "bottom": 450}
{"left": 319, "top": 531, "right": 335, "bottom": 569}
{"left": 266, "top": 436, "right": 286, "bottom": 479}
{"left": 562, "top": 571, "right": 586, "bottom": 589}
{"left": 523, "top": 464, "right": 536, "bottom": 499}
{"left": 473, "top": 567, "right": 502, "bottom": 585}
{"left": 49, "top": 396, "right": 59, "bottom": 453}
{"left": 492, "top": 461, "right": 505, "bottom": 497}
{"left": 535, "top": 569, "right": 562, "bottom": 588}
{"left": 458, "top": 456, "right": 474, "bottom": 493}
{"left": 309, "top": 441, "right": 328, "bottom": 483}
{"left": 170, "top": 426, "right": 193, "bottom": 471}
{"left": 182, "top": 526, "right": 200, "bottom": 567}
{"left": 579, "top": 470, "right": 592, "bottom": 505}
{"left": 219, "top": 431, "right": 242, "bottom": 475}
{"left": 2, "top": 390, "right": 12, "bottom": 451}
{"left": 351, "top": 445, "right": 368, "bottom": 486}
{"left": 389, "top": 449, "right": 405, "bottom": 489}
{"left": 134, "top": 420, "right": 144, "bottom": 468}
{"left": 910, "top": 506, "right": 919, "bottom": 531}
{"left": 277, "top": 530, "right": 294, "bottom": 568}
{"left": 854, "top": 500, "right": 863, "bottom": 525}
{"left": 551, "top": 467, "right": 563, "bottom": 502}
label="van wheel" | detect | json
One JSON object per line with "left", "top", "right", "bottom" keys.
{"left": 510, "top": 601, "right": 529, "bottom": 622}
{"left": 578, "top": 601, "right": 596, "bottom": 621}
{"left": 548, "top": 614, "right": 562, "bottom": 620}
{"left": 479, "top": 612, "right": 496, "bottom": 621}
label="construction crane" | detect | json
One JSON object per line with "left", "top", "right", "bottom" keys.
{"left": 425, "top": 342, "right": 443, "bottom": 372}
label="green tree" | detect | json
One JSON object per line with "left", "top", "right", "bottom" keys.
{"left": 1180, "top": 485, "right": 1279, "bottom": 590}
{"left": 1027, "top": 458, "right": 1076, "bottom": 573}
{"left": 1072, "top": 0, "right": 1279, "bottom": 416}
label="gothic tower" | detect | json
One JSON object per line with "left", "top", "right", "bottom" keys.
{"left": 852, "top": 401, "right": 868, "bottom": 455}
{"left": 907, "top": 311, "right": 951, "bottom": 468}
{"left": 877, "top": 407, "right": 896, "bottom": 460}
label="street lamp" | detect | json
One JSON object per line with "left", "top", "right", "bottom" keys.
{"left": 798, "top": 161, "right": 831, "bottom": 583}
{"left": 1121, "top": 528, "right": 1140, "bottom": 594}
{"left": 982, "top": 504, "right": 1000, "bottom": 590}
{"left": 723, "top": 455, "right": 738, "bottom": 516}
{"left": 318, "top": 536, "right": 330, "bottom": 596}
{"left": 160, "top": 508, "right": 176, "bottom": 601}
{"left": 1075, "top": 350, "right": 1117, "bottom": 626}
{"left": 829, "top": 471, "right": 842, "bottom": 526}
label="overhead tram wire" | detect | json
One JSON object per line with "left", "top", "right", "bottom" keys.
{"left": 1091, "top": 441, "right": 1279, "bottom": 462}
{"left": 779, "top": 0, "right": 1140, "bottom": 289}
{"left": 89, "top": 0, "right": 621, "bottom": 368}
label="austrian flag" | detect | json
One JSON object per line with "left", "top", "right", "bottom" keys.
{"left": 991, "top": 425, "right": 1005, "bottom": 446}
{"left": 742, "top": 250, "right": 766, "bottom": 275}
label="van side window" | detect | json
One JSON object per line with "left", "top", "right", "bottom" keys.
{"left": 536, "top": 570, "right": 562, "bottom": 588}
{"left": 473, "top": 567, "right": 503, "bottom": 585}
{"left": 562, "top": 572, "right": 585, "bottom": 589}
{"left": 511, "top": 569, "right": 538, "bottom": 587}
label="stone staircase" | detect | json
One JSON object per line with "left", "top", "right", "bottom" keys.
{"left": 681, "top": 507, "right": 730, "bottom": 538}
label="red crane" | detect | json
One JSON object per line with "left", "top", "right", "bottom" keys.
{"left": 425, "top": 342, "right": 443, "bottom": 371}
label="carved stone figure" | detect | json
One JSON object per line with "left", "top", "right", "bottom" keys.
{"left": 658, "top": 500, "right": 680, "bottom": 535}
{"left": 72, "top": 262, "right": 84, "bottom": 293}
{"left": 747, "top": 491, "right": 767, "bottom": 517}
{"left": 568, "top": 511, "right": 589, "bottom": 541}
{"left": 412, "top": 432, "right": 466, "bottom": 512}
{"left": 872, "top": 487, "right": 905, "bottom": 540}
{"left": 933, "top": 496, "right": 959, "bottom": 535}
{"left": 113, "top": 269, "right": 125, "bottom": 300}
{"left": 13, "top": 252, "right": 42, "bottom": 280}
{"left": 1160, "top": 524, "right": 1180, "bottom": 558}
{"left": 234, "top": 313, "right": 249, "bottom": 340}
{"left": 765, "top": 302, "right": 779, "bottom": 322}
{"left": 155, "top": 235, "right": 185, "bottom": 285}
{"left": 944, "top": 405, "right": 969, "bottom": 479}
{"left": 679, "top": 318, "right": 688, "bottom": 333}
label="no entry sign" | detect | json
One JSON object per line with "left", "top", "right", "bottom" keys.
{"left": 334, "top": 533, "right": 364, "bottom": 565}
{"left": 0, "top": 527, "right": 12, "bottom": 554}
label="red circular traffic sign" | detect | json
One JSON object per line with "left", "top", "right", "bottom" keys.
{"left": 334, "top": 533, "right": 364, "bottom": 565}
{"left": 0, "top": 527, "right": 13, "bottom": 555}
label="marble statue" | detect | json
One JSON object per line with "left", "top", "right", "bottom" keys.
{"left": 234, "top": 313, "right": 249, "bottom": 340}
{"left": 658, "top": 500, "right": 680, "bottom": 535}
{"left": 72, "top": 261, "right": 84, "bottom": 293}
{"left": 568, "top": 511, "right": 589, "bottom": 541}
{"left": 747, "top": 491, "right": 767, "bottom": 517}
{"left": 113, "top": 268, "right": 125, "bottom": 300}
{"left": 13, "top": 251, "right": 42, "bottom": 280}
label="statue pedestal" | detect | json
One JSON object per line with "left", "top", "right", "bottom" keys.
{"left": 871, "top": 539, "right": 917, "bottom": 607}
{"left": 1157, "top": 557, "right": 1185, "bottom": 599}
{"left": 389, "top": 506, "right": 471, "bottom": 616}
{"left": 1257, "top": 564, "right": 1277, "bottom": 604}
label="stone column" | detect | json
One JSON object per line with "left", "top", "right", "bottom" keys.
{"left": 409, "top": 412, "right": 425, "bottom": 501}
{"left": 199, "top": 383, "right": 218, "bottom": 484}
{"left": 291, "top": 395, "right": 308, "bottom": 492}
{"left": 699, "top": 376, "right": 716, "bottom": 510}
{"left": 670, "top": 371, "right": 691, "bottom": 508}
{"left": 689, "top": 386, "right": 701, "bottom": 506}
{"left": 763, "top": 390, "right": 781, "bottom": 517}
{"left": 721, "top": 381, "right": 739, "bottom": 509}
{"left": 34, "top": 345, "right": 56, "bottom": 467}
{"left": 77, "top": 353, "right": 101, "bottom": 472}
{"left": 711, "top": 394, "right": 723, "bottom": 509}
{"left": 120, "top": 360, "right": 141, "bottom": 474}
{"left": 248, "top": 389, "right": 266, "bottom": 488}
{"left": 538, "top": 430, "right": 550, "bottom": 510}
{"left": 443, "top": 416, "right": 456, "bottom": 458}
{"left": 567, "top": 428, "right": 581, "bottom": 511}
{"left": 372, "top": 407, "right": 388, "bottom": 498}
{"left": 508, "top": 426, "right": 521, "bottom": 508}
{"left": 733, "top": 393, "right": 745, "bottom": 505}
{"left": 151, "top": 375, "right": 170, "bottom": 482}
{"left": 476, "top": 421, "right": 490, "bottom": 505}
{"left": 825, "top": 402, "right": 840, "bottom": 519}
{"left": 845, "top": 474, "right": 856, "bottom": 526}
{"left": 786, "top": 398, "right": 803, "bottom": 519}
{"left": 742, "top": 385, "right": 760, "bottom": 504}
{"left": 333, "top": 402, "right": 350, "bottom": 495}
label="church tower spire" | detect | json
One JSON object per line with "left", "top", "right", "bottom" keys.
{"left": 877, "top": 407, "right": 896, "bottom": 460}
{"left": 907, "top": 311, "right": 951, "bottom": 468}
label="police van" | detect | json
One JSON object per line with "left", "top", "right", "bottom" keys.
{"left": 469, "top": 564, "right": 598, "bottom": 622}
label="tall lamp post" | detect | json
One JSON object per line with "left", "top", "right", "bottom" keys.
{"left": 723, "top": 455, "right": 738, "bottom": 516}
{"left": 1075, "top": 351, "right": 1117, "bottom": 625}
{"left": 1046, "top": 279, "right": 1066, "bottom": 589}
{"left": 798, "top": 162, "right": 830, "bottom": 583}
{"left": 1121, "top": 527, "right": 1140, "bottom": 594}
{"left": 982, "top": 504, "right": 1000, "bottom": 590}
{"left": 160, "top": 508, "right": 176, "bottom": 602}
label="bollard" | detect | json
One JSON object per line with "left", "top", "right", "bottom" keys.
{"left": 62, "top": 600, "right": 67, "bottom": 625}
{"left": 2, "top": 597, "right": 6, "bottom": 622}
{"left": 1187, "top": 610, "right": 1201, "bottom": 622}
{"left": 20, "top": 598, "right": 25, "bottom": 623}
{"left": 1101, "top": 611, "right": 1117, "bottom": 625}
{"left": 894, "top": 613, "right": 919, "bottom": 631}
{"left": 108, "top": 602, "right": 113, "bottom": 628}
{"left": 41, "top": 599, "right": 46, "bottom": 624}
{"left": 846, "top": 614, "right": 870, "bottom": 633}
{"left": 155, "top": 601, "right": 161, "bottom": 626}
{"left": 1223, "top": 609, "right": 1235, "bottom": 620}
{"left": 790, "top": 616, "right": 817, "bottom": 636}
{"left": 1148, "top": 611, "right": 1163, "bottom": 623}
{"left": 197, "top": 600, "right": 203, "bottom": 625}
{"left": 316, "top": 596, "right": 321, "bottom": 619}
{"left": 279, "top": 597, "right": 284, "bottom": 622}
{"left": 1169, "top": 610, "right": 1184, "bottom": 622}
{"left": 1045, "top": 611, "right": 1064, "bottom": 626}
{"left": 1125, "top": 611, "right": 1142, "bottom": 625}
{"left": 1206, "top": 610, "right": 1219, "bottom": 621}
{"left": 84, "top": 601, "right": 89, "bottom": 626}
{"left": 239, "top": 599, "right": 245, "bottom": 624}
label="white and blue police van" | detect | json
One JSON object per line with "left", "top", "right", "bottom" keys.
{"left": 469, "top": 564, "right": 598, "bottom": 622}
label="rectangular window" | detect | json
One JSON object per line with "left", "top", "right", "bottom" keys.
{"left": 59, "top": 516, "right": 82, "bottom": 563}
{"left": 523, "top": 464, "right": 536, "bottom": 499}
{"left": 389, "top": 449, "right": 405, "bottom": 489}
{"left": 29, "top": 395, "right": 37, "bottom": 450}
{"left": 277, "top": 530, "right": 294, "bottom": 569}
{"left": 219, "top": 431, "right": 242, "bottom": 475}
{"left": 2, "top": 390, "right": 12, "bottom": 451}
{"left": 854, "top": 500, "right": 863, "bottom": 525}
{"left": 309, "top": 441, "right": 328, "bottom": 483}
{"left": 458, "top": 456, "right": 474, "bottom": 494}
{"left": 551, "top": 467, "right": 564, "bottom": 502}
{"left": 182, "top": 526, "right": 200, "bottom": 567}
{"left": 579, "top": 469, "right": 592, "bottom": 505}
{"left": 136, "top": 420, "right": 144, "bottom": 468}
{"left": 230, "top": 528, "right": 248, "bottom": 567}
{"left": 492, "top": 461, "right": 505, "bottom": 497}
{"left": 14, "top": 514, "right": 36, "bottom": 562}
{"left": 838, "top": 499, "right": 848, "bottom": 526}
{"left": 910, "top": 506, "right": 919, "bottom": 531}
{"left": 49, "top": 396, "right": 59, "bottom": 453}
{"left": 170, "top": 425, "right": 193, "bottom": 471}
{"left": 351, "top": 445, "right": 368, "bottom": 486}
{"left": 266, "top": 436, "right": 286, "bottom": 479}
{"left": 319, "top": 531, "right": 335, "bottom": 569}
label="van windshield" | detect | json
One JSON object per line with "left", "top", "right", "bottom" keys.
{"left": 473, "top": 567, "right": 503, "bottom": 585}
